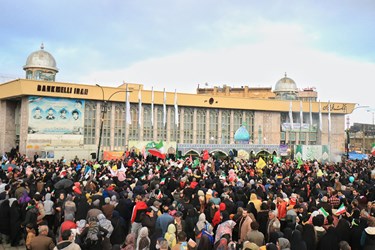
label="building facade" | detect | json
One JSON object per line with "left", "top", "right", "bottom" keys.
{"left": 0, "top": 46, "right": 355, "bottom": 160}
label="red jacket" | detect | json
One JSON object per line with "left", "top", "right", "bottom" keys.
{"left": 131, "top": 201, "right": 148, "bottom": 223}
{"left": 277, "top": 201, "right": 287, "bottom": 220}
{"left": 212, "top": 203, "right": 226, "bottom": 227}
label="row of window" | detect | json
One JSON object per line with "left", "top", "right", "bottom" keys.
{"left": 84, "top": 101, "right": 255, "bottom": 147}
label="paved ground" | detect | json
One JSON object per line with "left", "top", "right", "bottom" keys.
{"left": 0, "top": 243, "right": 25, "bottom": 250}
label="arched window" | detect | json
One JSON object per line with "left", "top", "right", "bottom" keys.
{"left": 221, "top": 110, "right": 231, "bottom": 144}
{"left": 196, "top": 109, "right": 206, "bottom": 144}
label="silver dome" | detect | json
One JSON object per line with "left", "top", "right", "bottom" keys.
{"left": 274, "top": 73, "right": 298, "bottom": 93}
{"left": 23, "top": 44, "right": 58, "bottom": 72}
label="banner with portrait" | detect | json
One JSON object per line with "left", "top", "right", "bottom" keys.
{"left": 28, "top": 96, "right": 85, "bottom": 134}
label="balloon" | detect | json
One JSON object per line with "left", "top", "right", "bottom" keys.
{"left": 7, "top": 167, "right": 12, "bottom": 172}
{"left": 349, "top": 176, "right": 354, "bottom": 183}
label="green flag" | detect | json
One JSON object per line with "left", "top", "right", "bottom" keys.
{"left": 297, "top": 157, "right": 303, "bottom": 169}
{"left": 273, "top": 156, "right": 281, "bottom": 164}
{"left": 192, "top": 158, "right": 200, "bottom": 168}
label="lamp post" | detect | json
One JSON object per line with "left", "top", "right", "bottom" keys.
{"left": 345, "top": 105, "right": 369, "bottom": 158}
{"left": 95, "top": 84, "right": 132, "bottom": 161}
{"left": 96, "top": 84, "right": 105, "bottom": 162}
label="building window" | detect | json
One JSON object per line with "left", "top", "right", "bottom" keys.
{"left": 156, "top": 105, "right": 167, "bottom": 141}
{"left": 114, "top": 104, "right": 125, "bottom": 147}
{"left": 209, "top": 109, "right": 219, "bottom": 144}
{"left": 233, "top": 110, "right": 243, "bottom": 130}
{"left": 221, "top": 110, "right": 231, "bottom": 144}
{"left": 183, "top": 107, "right": 193, "bottom": 144}
{"left": 102, "top": 103, "right": 111, "bottom": 147}
{"left": 196, "top": 108, "right": 206, "bottom": 144}
{"left": 143, "top": 106, "right": 153, "bottom": 141}
{"left": 170, "top": 107, "right": 180, "bottom": 142}
{"left": 129, "top": 105, "right": 139, "bottom": 141}
{"left": 244, "top": 111, "right": 255, "bottom": 143}
{"left": 84, "top": 101, "right": 96, "bottom": 145}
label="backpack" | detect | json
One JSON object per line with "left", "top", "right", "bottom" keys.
{"left": 85, "top": 219, "right": 99, "bottom": 243}
{"left": 195, "top": 222, "right": 214, "bottom": 244}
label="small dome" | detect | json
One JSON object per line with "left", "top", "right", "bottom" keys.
{"left": 23, "top": 44, "right": 58, "bottom": 72}
{"left": 234, "top": 125, "right": 250, "bottom": 143}
{"left": 274, "top": 73, "right": 298, "bottom": 93}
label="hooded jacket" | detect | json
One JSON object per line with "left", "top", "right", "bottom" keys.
{"left": 44, "top": 193, "right": 54, "bottom": 215}
{"left": 212, "top": 203, "right": 226, "bottom": 227}
{"left": 53, "top": 240, "right": 81, "bottom": 250}
{"left": 131, "top": 201, "right": 148, "bottom": 223}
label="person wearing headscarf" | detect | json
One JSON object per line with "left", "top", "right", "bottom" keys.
{"left": 9, "top": 200, "right": 22, "bottom": 247}
{"left": 122, "top": 233, "right": 136, "bottom": 250}
{"left": 98, "top": 213, "right": 114, "bottom": 250}
{"left": 0, "top": 199, "right": 10, "bottom": 244}
{"left": 136, "top": 227, "right": 150, "bottom": 250}
{"left": 111, "top": 210, "right": 127, "bottom": 246}
{"left": 215, "top": 219, "right": 236, "bottom": 244}
{"left": 277, "top": 237, "right": 291, "bottom": 250}
{"left": 195, "top": 213, "right": 213, "bottom": 245}
{"left": 164, "top": 223, "right": 177, "bottom": 248}
{"left": 361, "top": 217, "right": 375, "bottom": 250}
{"left": 301, "top": 223, "right": 316, "bottom": 250}
{"left": 290, "top": 230, "right": 307, "bottom": 250}
{"left": 212, "top": 203, "right": 226, "bottom": 228}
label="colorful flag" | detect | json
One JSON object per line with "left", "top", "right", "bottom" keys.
{"left": 297, "top": 157, "right": 303, "bottom": 169}
{"left": 319, "top": 101, "right": 323, "bottom": 132}
{"left": 289, "top": 101, "right": 294, "bottom": 130}
{"left": 125, "top": 84, "right": 131, "bottom": 125}
{"left": 336, "top": 203, "right": 346, "bottom": 215}
{"left": 147, "top": 140, "right": 165, "bottom": 159}
{"left": 319, "top": 207, "right": 329, "bottom": 217}
{"left": 273, "top": 156, "right": 281, "bottom": 164}
{"left": 163, "top": 88, "right": 167, "bottom": 127}
{"left": 151, "top": 87, "right": 154, "bottom": 127}
{"left": 174, "top": 89, "right": 179, "bottom": 126}
{"left": 256, "top": 157, "right": 266, "bottom": 169}
{"left": 328, "top": 100, "right": 331, "bottom": 133}
{"left": 300, "top": 100, "right": 303, "bottom": 128}
{"left": 372, "top": 143, "right": 375, "bottom": 156}
{"left": 160, "top": 177, "right": 166, "bottom": 185}
{"left": 138, "top": 86, "right": 142, "bottom": 126}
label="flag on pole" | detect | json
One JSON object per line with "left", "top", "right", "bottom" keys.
{"left": 319, "top": 101, "right": 323, "bottom": 132}
{"left": 174, "top": 89, "right": 179, "bottom": 126}
{"left": 146, "top": 140, "right": 166, "bottom": 159}
{"left": 300, "top": 100, "right": 303, "bottom": 128}
{"left": 151, "top": 87, "right": 154, "bottom": 127}
{"left": 125, "top": 84, "right": 131, "bottom": 125}
{"left": 289, "top": 101, "right": 294, "bottom": 130}
{"left": 336, "top": 203, "right": 347, "bottom": 215}
{"left": 309, "top": 100, "right": 313, "bottom": 129}
{"left": 328, "top": 100, "right": 331, "bottom": 133}
{"left": 163, "top": 88, "right": 167, "bottom": 127}
{"left": 256, "top": 157, "right": 266, "bottom": 169}
{"left": 138, "top": 86, "right": 142, "bottom": 126}
{"left": 372, "top": 143, "right": 375, "bottom": 156}
{"left": 319, "top": 207, "right": 329, "bottom": 217}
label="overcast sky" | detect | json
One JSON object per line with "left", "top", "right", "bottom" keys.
{"left": 1, "top": 0, "right": 374, "bottom": 125}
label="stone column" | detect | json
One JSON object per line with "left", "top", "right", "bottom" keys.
{"left": 179, "top": 108, "right": 184, "bottom": 143}
{"left": 205, "top": 109, "right": 210, "bottom": 144}
{"left": 139, "top": 105, "right": 144, "bottom": 142}
{"left": 0, "top": 101, "right": 6, "bottom": 154}
{"left": 19, "top": 98, "right": 29, "bottom": 155}
{"left": 230, "top": 110, "right": 234, "bottom": 144}
{"left": 167, "top": 107, "right": 171, "bottom": 142}
{"left": 193, "top": 108, "right": 197, "bottom": 144}
{"left": 153, "top": 106, "right": 158, "bottom": 141}
{"left": 218, "top": 110, "right": 222, "bottom": 144}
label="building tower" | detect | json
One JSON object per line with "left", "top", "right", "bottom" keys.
{"left": 23, "top": 43, "right": 58, "bottom": 82}
{"left": 273, "top": 73, "right": 298, "bottom": 100}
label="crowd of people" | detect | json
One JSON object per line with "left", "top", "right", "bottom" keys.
{"left": 0, "top": 148, "right": 375, "bottom": 250}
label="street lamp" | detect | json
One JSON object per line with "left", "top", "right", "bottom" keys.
{"left": 96, "top": 84, "right": 105, "bottom": 162}
{"left": 345, "top": 105, "right": 369, "bottom": 158}
{"left": 95, "top": 84, "right": 132, "bottom": 161}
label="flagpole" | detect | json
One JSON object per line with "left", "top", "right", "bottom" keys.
{"left": 328, "top": 100, "right": 331, "bottom": 162}
{"left": 300, "top": 100, "right": 303, "bottom": 146}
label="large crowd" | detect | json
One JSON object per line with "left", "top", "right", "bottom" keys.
{"left": 0, "top": 148, "right": 375, "bottom": 250}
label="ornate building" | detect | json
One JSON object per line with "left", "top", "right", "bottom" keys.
{"left": 0, "top": 46, "right": 355, "bottom": 161}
